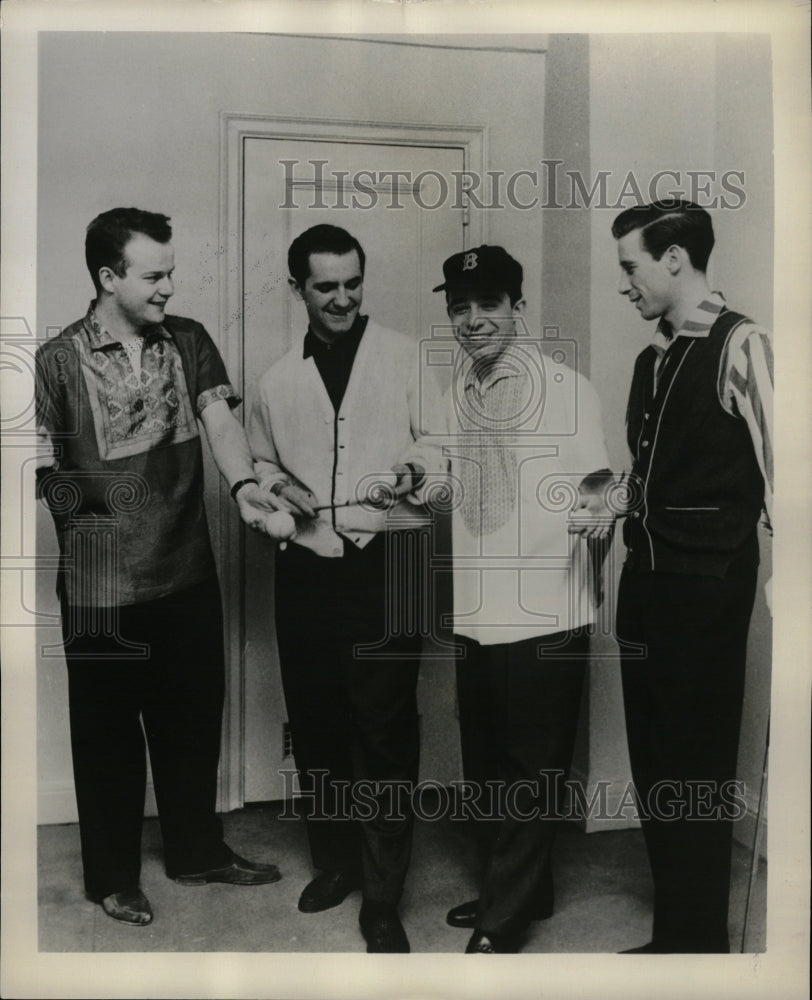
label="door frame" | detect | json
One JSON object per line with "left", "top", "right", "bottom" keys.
{"left": 216, "top": 112, "right": 487, "bottom": 810}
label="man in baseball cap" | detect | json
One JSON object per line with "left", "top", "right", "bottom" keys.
{"left": 435, "top": 244, "right": 614, "bottom": 953}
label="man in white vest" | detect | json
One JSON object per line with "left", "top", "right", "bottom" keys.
{"left": 249, "top": 224, "right": 445, "bottom": 953}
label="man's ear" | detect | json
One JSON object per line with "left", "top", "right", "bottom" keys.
{"left": 512, "top": 297, "right": 526, "bottom": 317}
{"left": 97, "top": 266, "right": 117, "bottom": 294}
{"left": 288, "top": 277, "right": 304, "bottom": 301}
{"left": 664, "top": 244, "right": 685, "bottom": 275}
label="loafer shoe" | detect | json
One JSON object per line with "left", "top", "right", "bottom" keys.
{"left": 447, "top": 895, "right": 553, "bottom": 929}
{"left": 174, "top": 851, "right": 281, "bottom": 886}
{"left": 447, "top": 899, "right": 480, "bottom": 928}
{"left": 465, "top": 931, "right": 497, "bottom": 954}
{"left": 359, "top": 902, "right": 410, "bottom": 953}
{"left": 298, "top": 870, "right": 360, "bottom": 913}
{"left": 101, "top": 888, "right": 153, "bottom": 926}
{"left": 465, "top": 929, "right": 518, "bottom": 954}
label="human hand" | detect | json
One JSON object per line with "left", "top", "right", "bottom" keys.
{"left": 235, "top": 481, "right": 283, "bottom": 517}
{"left": 391, "top": 463, "right": 425, "bottom": 498}
{"left": 568, "top": 481, "right": 616, "bottom": 540}
{"left": 271, "top": 483, "right": 318, "bottom": 519}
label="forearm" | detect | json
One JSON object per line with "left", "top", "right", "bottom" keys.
{"left": 207, "top": 419, "right": 256, "bottom": 488}
{"left": 200, "top": 400, "right": 258, "bottom": 491}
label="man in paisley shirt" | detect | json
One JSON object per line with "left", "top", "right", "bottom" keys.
{"left": 35, "top": 208, "right": 291, "bottom": 926}
{"left": 435, "top": 246, "right": 614, "bottom": 953}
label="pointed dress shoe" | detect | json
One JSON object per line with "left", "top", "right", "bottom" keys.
{"left": 101, "top": 888, "right": 153, "bottom": 926}
{"left": 358, "top": 901, "right": 410, "bottom": 953}
{"left": 447, "top": 895, "right": 554, "bottom": 929}
{"left": 173, "top": 850, "right": 281, "bottom": 886}
{"left": 298, "top": 870, "right": 361, "bottom": 913}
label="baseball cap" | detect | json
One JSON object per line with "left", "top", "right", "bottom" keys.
{"left": 432, "top": 245, "right": 523, "bottom": 301}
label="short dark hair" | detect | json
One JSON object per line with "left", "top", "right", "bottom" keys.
{"left": 611, "top": 199, "right": 715, "bottom": 273}
{"left": 287, "top": 224, "right": 366, "bottom": 286}
{"left": 85, "top": 208, "right": 172, "bottom": 294}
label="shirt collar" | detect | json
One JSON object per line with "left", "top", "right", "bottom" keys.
{"left": 82, "top": 301, "right": 172, "bottom": 351}
{"left": 652, "top": 292, "right": 725, "bottom": 355}
{"left": 463, "top": 342, "right": 527, "bottom": 395}
{"left": 302, "top": 314, "right": 368, "bottom": 359}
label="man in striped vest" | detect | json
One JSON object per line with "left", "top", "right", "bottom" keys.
{"left": 612, "top": 199, "right": 773, "bottom": 953}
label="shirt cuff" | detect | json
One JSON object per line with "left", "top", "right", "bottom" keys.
{"left": 196, "top": 383, "right": 241, "bottom": 415}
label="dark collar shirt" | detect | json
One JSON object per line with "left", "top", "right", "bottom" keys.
{"left": 35, "top": 303, "right": 239, "bottom": 607}
{"left": 302, "top": 315, "right": 368, "bottom": 412}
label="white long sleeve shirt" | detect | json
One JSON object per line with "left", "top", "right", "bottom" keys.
{"left": 447, "top": 344, "right": 610, "bottom": 644}
{"left": 248, "top": 320, "right": 446, "bottom": 557}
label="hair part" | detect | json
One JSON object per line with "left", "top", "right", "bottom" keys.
{"left": 611, "top": 199, "right": 715, "bottom": 272}
{"left": 288, "top": 224, "right": 366, "bottom": 286}
{"left": 85, "top": 208, "right": 172, "bottom": 294}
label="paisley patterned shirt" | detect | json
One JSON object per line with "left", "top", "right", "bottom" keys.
{"left": 36, "top": 305, "right": 239, "bottom": 606}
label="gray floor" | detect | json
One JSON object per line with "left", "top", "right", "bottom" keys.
{"left": 38, "top": 804, "right": 766, "bottom": 953}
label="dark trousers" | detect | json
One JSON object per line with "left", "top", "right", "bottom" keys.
{"left": 62, "top": 577, "right": 231, "bottom": 900}
{"left": 275, "top": 532, "right": 422, "bottom": 906}
{"left": 616, "top": 554, "right": 758, "bottom": 952}
{"left": 455, "top": 631, "right": 588, "bottom": 938}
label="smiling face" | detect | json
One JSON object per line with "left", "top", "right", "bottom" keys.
{"left": 616, "top": 228, "right": 674, "bottom": 322}
{"left": 100, "top": 233, "right": 175, "bottom": 329}
{"left": 447, "top": 289, "right": 524, "bottom": 366}
{"left": 291, "top": 250, "right": 364, "bottom": 342}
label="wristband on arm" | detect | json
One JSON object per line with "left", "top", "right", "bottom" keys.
{"left": 230, "top": 478, "right": 258, "bottom": 502}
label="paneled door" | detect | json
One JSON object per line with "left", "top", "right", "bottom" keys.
{"left": 239, "top": 134, "right": 468, "bottom": 802}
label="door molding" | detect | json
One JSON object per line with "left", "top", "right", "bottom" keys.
{"left": 216, "top": 113, "right": 487, "bottom": 810}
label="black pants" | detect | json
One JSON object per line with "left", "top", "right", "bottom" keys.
{"left": 62, "top": 577, "right": 231, "bottom": 900}
{"left": 616, "top": 554, "right": 758, "bottom": 952}
{"left": 275, "top": 533, "right": 423, "bottom": 906}
{"left": 455, "top": 630, "right": 588, "bottom": 938}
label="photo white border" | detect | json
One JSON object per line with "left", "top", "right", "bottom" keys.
{"left": 2, "top": 1, "right": 809, "bottom": 998}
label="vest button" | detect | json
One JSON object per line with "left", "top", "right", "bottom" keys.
{"left": 632, "top": 512, "right": 640, "bottom": 519}
{"left": 641, "top": 439, "right": 650, "bottom": 447}
{"left": 644, "top": 412, "right": 650, "bottom": 420}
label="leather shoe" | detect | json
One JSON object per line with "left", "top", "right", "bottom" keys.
{"left": 101, "top": 888, "right": 153, "bottom": 926}
{"left": 358, "top": 902, "right": 410, "bottom": 953}
{"left": 620, "top": 942, "right": 658, "bottom": 954}
{"left": 447, "top": 895, "right": 553, "bottom": 929}
{"left": 298, "top": 870, "right": 360, "bottom": 913}
{"left": 174, "top": 851, "right": 281, "bottom": 886}
{"left": 465, "top": 931, "right": 497, "bottom": 954}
